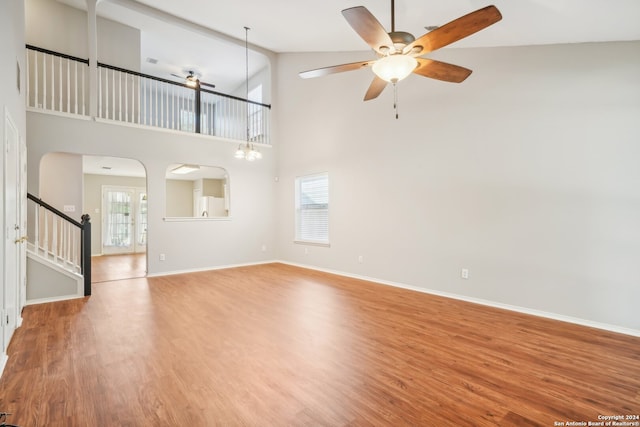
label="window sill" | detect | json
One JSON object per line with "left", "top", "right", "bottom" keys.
{"left": 294, "top": 240, "right": 330, "bottom": 248}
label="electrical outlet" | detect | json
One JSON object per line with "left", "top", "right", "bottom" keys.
{"left": 358, "top": 255, "right": 364, "bottom": 263}
{"left": 461, "top": 268, "right": 469, "bottom": 279}
{"left": 159, "top": 253, "right": 166, "bottom": 261}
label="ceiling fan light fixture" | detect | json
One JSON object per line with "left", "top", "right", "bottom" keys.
{"left": 372, "top": 54, "right": 417, "bottom": 83}
{"left": 185, "top": 74, "right": 198, "bottom": 87}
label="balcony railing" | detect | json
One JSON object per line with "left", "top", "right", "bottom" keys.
{"left": 26, "top": 45, "right": 90, "bottom": 115}
{"left": 25, "top": 45, "right": 271, "bottom": 144}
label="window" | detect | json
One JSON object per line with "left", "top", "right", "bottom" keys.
{"left": 295, "top": 173, "right": 329, "bottom": 245}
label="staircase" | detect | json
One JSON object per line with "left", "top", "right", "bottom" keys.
{"left": 26, "top": 193, "right": 91, "bottom": 304}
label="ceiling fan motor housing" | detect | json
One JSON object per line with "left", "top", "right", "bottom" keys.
{"left": 388, "top": 31, "right": 415, "bottom": 51}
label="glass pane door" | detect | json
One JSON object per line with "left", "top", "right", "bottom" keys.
{"left": 102, "top": 187, "right": 134, "bottom": 254}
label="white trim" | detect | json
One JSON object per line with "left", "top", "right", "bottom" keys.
{"left": 27, "top": 107, "right": 92, "bottom": 120}
{"left": 147, "top": 259, "right": 277, "bottom": 278}
{"left": 163, "top": 216, "right": 232, "bottom": 222}
{"left": 293, "top": 240, "right": 331, "bottom": 247}
{"left": 26, "top": 295, "right": 84, "bottom": 306}
{"left": 277, "top": 260, "right": 640, "bottom": 338}
{"left": 0, "top": 353, "right": 8, "bottom": 378}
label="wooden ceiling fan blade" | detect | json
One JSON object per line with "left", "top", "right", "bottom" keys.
{"left": 342, "top": 6, "right": 394, "bottom": 54}
{"left": 299, "top": 60, "right": 375, "bottom": 79}
{"left": 404, "top": 5, "right": 502, "bottom": 55}
{"left": 364, "top": 76, "right": 387, "bottom": 101}
{"left": 413, "top": 58, "right": 472, "bottom": 83}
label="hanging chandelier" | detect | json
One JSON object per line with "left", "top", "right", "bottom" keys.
{"left": 235, "top": 26, "right": 262, "bottom": 161}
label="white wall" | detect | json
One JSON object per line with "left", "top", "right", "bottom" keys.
{"left": 274, "top": 42, "right": 640, "bottom": 332}
{"left": 40, "top": 152, "right": 84, "bottom": 222}
{"left": 27, "top": 113, "right": 277, "bottom": 275}
{"left": 25, "top": 0, "right": 87, "bottom": 56}
{"left": 165, "top": 179, "right": 193, "bottom": 217}
{"left": 25, "top": 0, "right": 141, "bottom": 70}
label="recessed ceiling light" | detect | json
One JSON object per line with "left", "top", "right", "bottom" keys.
{"left": 101, "top": 166, "right": 112, "bottom": 170}
{"left": 146, "top": 57, "right": 158, "bottom": 64}
{"left": 424, "top": 26, "right": 439, "bottom": 31}
{"left": 171, "top": 164, "right": 200, "bottom": 174}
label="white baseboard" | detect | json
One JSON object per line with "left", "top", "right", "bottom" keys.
{"left": 146, "top": 260, "right": 278, "bottom": 278}
{"left": 0, "top": 353, "right": 8, "bottom": 379}
{"left": 277, "top": 260, "right": 640, "bottom": 338}
{"left": 26, "top": 294, "right": 84, "bottom": 306}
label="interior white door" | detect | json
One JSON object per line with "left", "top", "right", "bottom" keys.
{"left": 3, "top": 110, "right": 21, "bottom": 351}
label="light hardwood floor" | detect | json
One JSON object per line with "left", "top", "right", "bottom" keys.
{"left": 0, "top": 263, "right": 638, "bottom": 426}
{"left": 91, "top": 253, "right": 146, "bottom": 283}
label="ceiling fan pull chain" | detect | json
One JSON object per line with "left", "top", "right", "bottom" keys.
{"left": 393, "top": 82, "right": 399, "bottom": 119}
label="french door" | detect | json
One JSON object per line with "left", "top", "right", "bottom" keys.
{"left": 102, "top": 186, "right": 146, "bottom": 254}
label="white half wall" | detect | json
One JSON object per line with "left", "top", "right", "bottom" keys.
{"left": 274, "top": 41, "right": 640, "bottom": 332}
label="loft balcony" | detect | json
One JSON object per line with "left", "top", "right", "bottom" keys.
{"left": 25, "top": 45, "right": 272, "bottom": 145}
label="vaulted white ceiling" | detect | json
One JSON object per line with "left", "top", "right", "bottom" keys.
{"left": 130, "top": 0, "right": 640, "bottom": 52}
{"left": 59, "top": 0, "right": 640, "bottom": 94}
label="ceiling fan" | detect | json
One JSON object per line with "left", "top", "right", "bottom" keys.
{"left": 299, "top": 1, "right": 502, "bottom": 103}
{"left": 171, "top": 70, "right": 216, "bottom": 89}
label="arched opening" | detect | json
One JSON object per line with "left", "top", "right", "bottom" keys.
{"left": 38, "top": 153, "right": 148, "bottom": 283}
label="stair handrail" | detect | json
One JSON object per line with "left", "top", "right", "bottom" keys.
{"left": 27, "top": 193, "right": 82, "bottom": 227}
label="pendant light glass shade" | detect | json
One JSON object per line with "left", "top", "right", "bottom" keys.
{"left": 235, "top": 143, "right": 262, "bottom": 161}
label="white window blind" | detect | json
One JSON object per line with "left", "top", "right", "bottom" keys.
{"left": 295, "top": 173, "right": 329, "bottom": 244}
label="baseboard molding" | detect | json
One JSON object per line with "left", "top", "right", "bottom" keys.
{"left": 146, "top": 260, "right": 278, "bottom": 278}
{"left": 26, "top": 294, "right": 84, "bottom": 306}
{"left": 277, "top": 260, "right": 640, "bottom": 338}
{"left": 0, "top": 353, "right": 7, "bottom": 379}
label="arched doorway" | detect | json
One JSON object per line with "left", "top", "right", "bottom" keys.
{"left": 82, "top": 155, "right": 148, "bottom": 282}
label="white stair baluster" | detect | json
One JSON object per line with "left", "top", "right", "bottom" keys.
{"left": 66, "top": 58, "right": 70, "bottom": 112}
{"left": 58, "top": 56, "right": 62, "bottom": 111}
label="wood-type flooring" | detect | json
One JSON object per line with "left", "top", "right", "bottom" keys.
{"left": 91, "top": 253, "right": 146, "bottom": 283}
{"left": 0, "top": 263, "right": 638, "bottom": 426}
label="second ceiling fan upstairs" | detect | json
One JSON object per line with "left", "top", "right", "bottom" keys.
{"left": 171, "top": 70, "right": 216, "bottom": 89}
{"left": 299, "top": 1, "right": 502, "bottom": 101}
